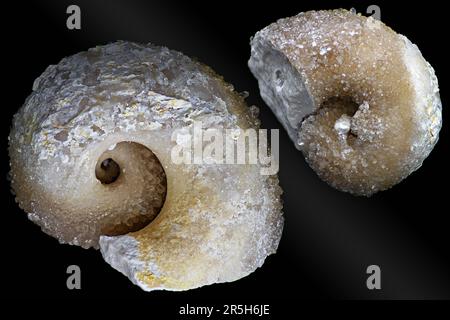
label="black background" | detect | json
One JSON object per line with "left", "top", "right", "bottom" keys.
{"left": 1, "top": 0, "right": 449, "bottom": 306}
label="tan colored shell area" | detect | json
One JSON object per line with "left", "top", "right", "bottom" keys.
{"left": 252, "top": 10, "right": 441, "bottom": 195}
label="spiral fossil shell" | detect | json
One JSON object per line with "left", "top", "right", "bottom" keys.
{"left": 248, "top": 9, "right": 442, "bottom": 196}
{"left": 9, "top": 41, "right": 283, "bottom": 291}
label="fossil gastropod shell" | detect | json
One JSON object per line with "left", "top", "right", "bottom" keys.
{"left": 249, "top": 9, "right": 442, "bottom": 196}
{"left": 9, "top": 41, "right": 283, "bottom": 291}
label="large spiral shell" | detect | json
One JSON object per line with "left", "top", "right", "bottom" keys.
{"left": 9, "top": 41, "right": 283, "bottom": 291}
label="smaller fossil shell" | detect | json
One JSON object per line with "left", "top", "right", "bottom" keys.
{"left": 249, "top": 9, "right": 442, "bottom": 196}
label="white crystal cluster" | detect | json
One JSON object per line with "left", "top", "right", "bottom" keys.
{"left": 9, "top": 41, "right": 283, "bottom": 291}
{"left": 249, "top": 9, "right": 442, "bottom": 196}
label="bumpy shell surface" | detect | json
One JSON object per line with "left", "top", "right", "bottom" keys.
{"left": 249, "top": 10, "right": 442, "bottom": 196}
{"left": 9, "top": 41, "right": 283, "bottom": 291}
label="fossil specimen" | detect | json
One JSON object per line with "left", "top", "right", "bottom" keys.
{"left": 9, "top": 41, "right": 283, "bottom": 291}
{"left": 249, "top": 9, "right": 442, "bottom": 196}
